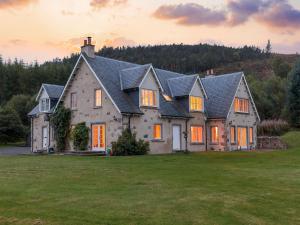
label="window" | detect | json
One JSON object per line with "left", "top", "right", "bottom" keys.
{"left": 211, "top": 126, "right": 219, "bottom": 144}
{"left": 95, "top": 89, "right": 102, "bottom": 107}
{"left": 249, "top": 127, "right": 253, "bottom": 144}
{"left": 163, "top": 93, "right": 172, "bottom": 102}
{"left": 141, "top": 89, "right": 157, "bottom": 107}
{"left": 190, "top": 96, "right": 203, "bottom": 111}
{"left": 71, "top": 92, "right": 77, "bottom": 109}
{"left": 40, "top": 98, "right": 50, "bottom": 112}
{"left": 153, "top": 124, "right": 162, "bottom": 140}
{"left": 234, "top": 98, "right": 249, "bottom": 113}
{"left": 230, "top": 126, "right": 236, "bottom": 144}
{"left": 191, "top": 126, "right": 203, "bottom": 143}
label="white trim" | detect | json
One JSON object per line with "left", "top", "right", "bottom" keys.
{"left": 226, "top": 73, "right": 260, "bottom": 121}
{"left": 54, "top": 55, "right": 83, "bottom": 111}
{"left": 35, "top": 85, "right": 49, "bottom": 101}
{"left": 81, "top": 55, "right": 121, "bottom": 114}
{"left": 189, "top": 77, "right": 208, "bottom": 99}
{"left": 139, "top": 65, "right": 164, "bottom": 92}
{"left": 242, "top": 74, "right": 261, "bottom": 122}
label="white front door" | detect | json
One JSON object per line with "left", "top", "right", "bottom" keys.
{"left": 172, "top": 125, "right": 181, "bottom": 151}
{"left": 42, "top": 127, "right": 48, "bottom": 149}
{"left": 92, "top": 124, "right": 106, "bottom": 151}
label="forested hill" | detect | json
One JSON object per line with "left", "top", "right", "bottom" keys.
{"left": 0, "top": 43, "right": 298, "bottom": 123}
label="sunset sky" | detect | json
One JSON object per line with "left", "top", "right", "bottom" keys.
{"left": 1, "top": 0, "right": 300, "bottom": 63}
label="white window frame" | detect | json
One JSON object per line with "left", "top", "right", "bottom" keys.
{"left": 140, "top": 89, "right": 158, "bottom": 107}
{"left": 71, "top": 92, "right": 77, "bottom": 110}
{"left": 190, "top": 126, "right": 204, "bottom": 144}
{"left": 39, "top": 98, "right": 50, "bottom": 112}
{"left": 95, "top": 89, "right": 102, "bottom": 107}
{"left": 189, "top": 96, "right": 204, "bottom": 112}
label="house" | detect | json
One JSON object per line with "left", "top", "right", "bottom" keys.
{"left": 28, "top": 37, "right": 260, "bottom": 153}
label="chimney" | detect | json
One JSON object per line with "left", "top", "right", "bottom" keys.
{"left": 81, "top": 37, "right": 95, "bottom": 58}
{"left": 205, "top": 69, "right": 215, "bottom": 78}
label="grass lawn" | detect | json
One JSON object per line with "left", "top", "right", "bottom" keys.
{"left": 0, "top": 134, "right": 300, "bottom": 224}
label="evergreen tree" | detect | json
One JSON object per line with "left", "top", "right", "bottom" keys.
{"left": 266, "top": 40, "right": 272, "bottom": 57}
{"left": 287, "top": 59, "right": 300, "bottom": 127}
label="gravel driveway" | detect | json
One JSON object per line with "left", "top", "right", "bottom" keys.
{"left": 0, "top": 147, "right": 31, "bottom": 156}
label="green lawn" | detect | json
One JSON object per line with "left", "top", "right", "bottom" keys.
{"left": 0, "top": 135, "right": 300, "bottom": 224}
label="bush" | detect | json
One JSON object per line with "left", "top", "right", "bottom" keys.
{"left": 112, "top": 128, "right": 149, "bottom": 156}
{"left": 50, "top": 106, "right": 71, "bottom": 151}
{"left": 258, "top": 119, "right": 290, "bottom": 136}
{"left": 71, "top": 122, "right": 89, "bottom": 151}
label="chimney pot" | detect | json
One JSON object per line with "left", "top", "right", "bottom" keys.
{"left": 87, "top": 37, "right": 92, "bottom": 45}
{"left": 84, "top": 39, "right": 87, "bottom": 46}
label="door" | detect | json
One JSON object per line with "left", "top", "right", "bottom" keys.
{"left": 237, "top": 127, "right": 247, "bottom": 149}
{"left": 92, "top": 124, "right": 106, "bottom": 151}
{"left": 42, "top": 127, "right": 48, "bottom": 149}
{"left": 172, "top": 125, "right": 181, "bottom": 151}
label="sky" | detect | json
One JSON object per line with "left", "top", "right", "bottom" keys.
{"left": 0, "top": 0, "right": 300, "bottom": 63}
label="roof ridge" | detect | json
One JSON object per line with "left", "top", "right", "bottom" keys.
{"left": 168, "top": 74, "right": 197, "bottom": 81}
{"left": 121, "top": 64, "right": 152, "bottom": 72}
{"left": 95, "top": 55, "right": 139, "bottom": 66}
{"left": 42, "top": 83, "right": 64, "bottom": 87}
{"left": 201, "top": 72, "right": 243, "bottom": 80}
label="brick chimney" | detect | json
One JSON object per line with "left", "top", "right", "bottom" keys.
{"left": 81, "top": 37, "right": 95, "bottom": 58}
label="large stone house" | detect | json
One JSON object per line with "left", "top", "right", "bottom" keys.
{"left": 28, "top": 37, "right": 260, "bottom": 154}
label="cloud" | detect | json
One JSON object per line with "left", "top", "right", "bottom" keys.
{"left": 153, "top": 3, "right": 226, "bottom": 26}
{"left": 9, "top": 39, "right": 27, "bottom": 45}
{"left": 0, "top": 0, "right": 37, "bottom": 9}
{"left": 61, "top": 10, "right": 75, "bottom": 16}
{"left": 103, "top": 37, "right": 136, "bottom": 47}
{"left": 90, "top": 0, "right": 127, "bottom": 10}
{"left": 153, "top": 0, "right": 300, "bottom": 30}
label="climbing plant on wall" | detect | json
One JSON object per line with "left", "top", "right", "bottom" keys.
{"left": 71, "top": 122, "right": 89, "bottom": 151}
{"left": 50, "top": 105, "right": 71, "bottom": 151}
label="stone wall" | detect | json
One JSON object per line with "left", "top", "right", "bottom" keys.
{"left": 257, "top": 136, "right": 287, "bottom": 150}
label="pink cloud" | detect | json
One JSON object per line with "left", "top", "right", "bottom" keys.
{"left": 0, "top": 0, "right": 37, "bottom": 9}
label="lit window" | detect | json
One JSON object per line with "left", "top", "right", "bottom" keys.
{"left": 163, "top": 94, "right": 172, "bottom": 102}
{"left": 211, "top": 126, "right": 219, "bottom": 144}
{"left": 153, "top": 124, "right": 162, "bottom": 140}
{"left": 234, "top": 98, "right": 249, "bottom": 113}
{"left": 40, "top": 98, "right": 50, "bottom": 112}
{"left": 95, "top": 89, "right": 102, "bottom": 107}
{"left": 191, "top": 126, "right": 203, "bottom": 143}
{"left": 71, "top": 92, "right": 77, "bottom": 109}
{"left": 249, "top": 127, "right": 253, "bottom": 144}
{"left": 190, "top": 96, "right": 203, "bottom": 111}
{"left": 230, "top": 126, "right": 236, "bottom": 144}
{"left": 141, "top": 89, "right": 157, "bottom": 107}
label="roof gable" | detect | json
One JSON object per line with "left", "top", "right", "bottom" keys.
{"left": 120, "top": 64, "right": 151, "bottom": 90}
{"left": 36, "top": 84, "right": 64, "bottom": 101}
{"left": 201, "top": 72, "right": 243, "bottom": 119}
{"left": 168, "top": 75, "right": 197, "bottom": 97}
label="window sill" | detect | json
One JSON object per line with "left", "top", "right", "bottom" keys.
{"left": 141, "top": 106, "right": 158, "bottom": 109}
{"left": 151, "top": 139, "right": 164, "bottom": 142}
{"left": 93, "top": 106, "right": 102, "bottom": 109}
{"left": 190, "top": 142, "right": 205, "bottom": 145}
{"left": 234, "top": 112, "right": 249, "bottom": 115}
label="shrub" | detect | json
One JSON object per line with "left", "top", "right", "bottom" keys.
{"left": 50, "top": 106, "right": 71, "bottom": 151}
{"left": 258, "top": 119, "right": 290, "bottom": 136}
{"left": 71, "top": 122, "right": 89, "bottom": 151}
{"left": 112, "top": 128, "right": 149, "bottom": 156}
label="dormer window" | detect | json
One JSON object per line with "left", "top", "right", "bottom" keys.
{"left": 141, "top": 89, "right": 157, "bottom": 107}
{"left": 40, "top": 98, "right": 50, "bottom": 112}
{"left": 190, "top": 96, "right": 203, "bottom": 112}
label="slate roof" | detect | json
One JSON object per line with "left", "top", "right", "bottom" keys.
{"left": 120, "top": 64, "right": 152, "bottom": 90}
{"left": 28, "top": 104, "right": 55, "bottom": 117}
{"left": 29, "top": 54, "right": 246, "bottom": 119}
{"left": 201, "top": 72, "right": 243, "bottom": 118}
{"left": 43, "top": 84, "right": 64, "bottom": 99}
{"left": 168, "top": 75, "right": 198, "bottom": 97}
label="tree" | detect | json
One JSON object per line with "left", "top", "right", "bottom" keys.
{"left": 5, "top": 95, "right": 35, "bottom": 126}
{"left": 0, "top": 106, "right": 24, "bottom": 144}
{"left": 272, "top": 57, "right": 291, "bottom": 78}
{"left": 287, "top": 59, "right": 300, "bottom": 127}
{"left": 265, "top": 40, "right": 272, "bottom": 57}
